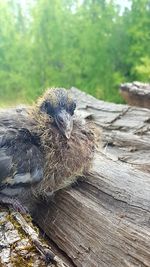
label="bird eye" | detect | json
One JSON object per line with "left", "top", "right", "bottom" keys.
{"left": 68, "top": 102, "right": 76, "bottom": 116}
{"left": 40, "top": 101, "right": 54, "bottom": 116}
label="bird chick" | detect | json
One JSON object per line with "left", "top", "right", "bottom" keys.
{"left": 35, "top": 88, "right": 76, "bottom": 139}
{"left": 0, "top": 88, "right": 100, "bottom": 212}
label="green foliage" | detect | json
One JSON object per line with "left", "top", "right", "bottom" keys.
{"left": 134, "top": 56, "right": 150, "bottom": 81}
{"left": 0, "top": 0, "right": 150, "bottom": 105}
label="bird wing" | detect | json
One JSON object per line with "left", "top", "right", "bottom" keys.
{"left": 0, "top": 110, "right": 44, "bottom": 196}
{"left": 0, "top": 150, "right": 12, "bottom": 181}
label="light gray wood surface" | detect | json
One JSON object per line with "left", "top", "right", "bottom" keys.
{"left": 1, "top": 88, "right": 150, "bottom": 267}
{"left": 32, "top": 88, "right": 150, "bottom": 267}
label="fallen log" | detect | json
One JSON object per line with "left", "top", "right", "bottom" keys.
{"left": 120, "top": 81, "right": 150, "bottom": 108}
{"left": 1, "top": 88, "right": 150, "bottom": 267}
{"left": 32, "top": 152, "right": 150, "bottom": 267}
{"left": 30, "top": 88, "right": 150, "bottom": 267}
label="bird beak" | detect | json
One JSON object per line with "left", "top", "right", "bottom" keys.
{"left": 55, "top": 110, "right": 73, "bottom": 139}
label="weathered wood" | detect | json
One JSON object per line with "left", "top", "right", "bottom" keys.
{"left": 0, "top": 206, "right": 72, "bottom": 267}
{"left": 120, "top": 81, "right": 150, "bottom": 108}
{"left": 1, "top": 88, "right": 150, "bottom": 267}
{"left": 32, "top": 152, "right": 150, "bottom": 267}
{"left": 12, "top": 212, "right": 69, "bottom": 267}
{"left": 30, "top": 88, "right": 150, "bottom": 267}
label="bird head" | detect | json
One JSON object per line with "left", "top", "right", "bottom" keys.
{"left": 39, "top": 88, "right": 76, "bottom": 139}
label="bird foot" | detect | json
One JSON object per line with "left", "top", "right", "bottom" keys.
{"left": 0, "top": 194, "right": 29, "bottom": 214}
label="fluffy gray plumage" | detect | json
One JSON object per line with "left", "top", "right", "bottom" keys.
{"left": 0, "top": 88, "right": 99, "bottom": 213}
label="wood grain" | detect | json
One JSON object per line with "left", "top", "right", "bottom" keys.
{"left": 30, "top": 88, "right": 150, "bottom": 267}
{"left": 1, "top": 88, "right": 150, "bottom": 267}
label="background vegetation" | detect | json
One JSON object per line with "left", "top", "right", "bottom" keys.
{"left": 0, "top": 0, "right": 150, "bottom": 105}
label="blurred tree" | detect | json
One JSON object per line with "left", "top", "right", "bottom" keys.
{"left": 134, "top": 56, "right": 150, "bottom": 81}
{"left": 114, "top": 0, "right": 150, "bottom": 81}
{"left": 30, "top": 0, "right": 118, "bottom": 100}
{"left": 128, "top": 0, "right": 150, "bottom": 80}
{"left": 0, "top": 0, "right": 31, "bottom": 103}
{"left": 0, "top": 0, "right": 149, "bottom": 104}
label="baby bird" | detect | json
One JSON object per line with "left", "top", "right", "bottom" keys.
{"left": 0, "top": 88, "right": 99, "bottom": 212}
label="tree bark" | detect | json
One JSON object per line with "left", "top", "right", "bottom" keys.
{"left": 1, "top": 88, "right": 150, "bottom": 267}
{"left": 120, "top": 81, "right": 150, "bottom": 108}
{"left": 32, "top": 88, "right": 150, "bottom": 267}
{"left": 0, "top": 207, "right": 72, "bottom": 267}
